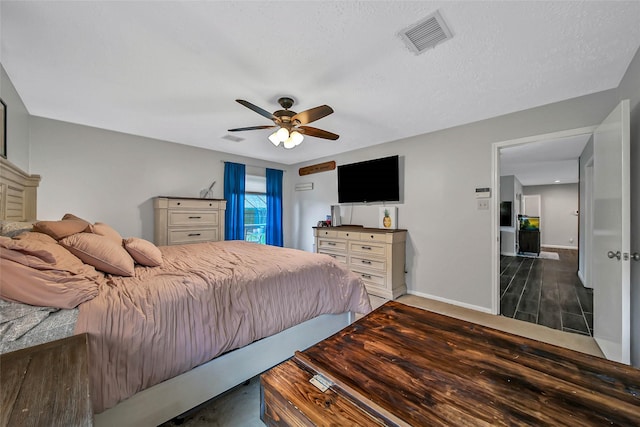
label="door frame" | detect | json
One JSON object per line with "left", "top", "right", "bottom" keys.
{"left": 490, "top": 125, "right": 597, "bottom": 315}
{"left": 579, "top": 156, "right": 594, "bottom": 289}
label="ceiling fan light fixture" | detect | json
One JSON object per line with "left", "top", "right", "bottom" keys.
{"left": 268, "top": 131, "right": 281, "bottom": 146}
{"left": 291, "top": 131, "right": 304, "bottom": 146}
{"left": 283, "top": 138, "right": 296, "bottom": 149}
{"left": 276, "top": 127, "right": 290, "bottom": 142}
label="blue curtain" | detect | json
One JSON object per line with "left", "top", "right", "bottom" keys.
{"left": 266, "top": 168, "right": 283, "bottom": 247}
{"left": 224, "top": 162, "right": 246, "bottom": 240}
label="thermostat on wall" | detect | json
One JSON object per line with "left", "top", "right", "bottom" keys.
{"left": 475, "top": 187, "right": 491, "bottom": 198}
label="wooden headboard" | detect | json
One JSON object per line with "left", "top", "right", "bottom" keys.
{"left": 0, "top": 157, "right": 40, "bottom": 221}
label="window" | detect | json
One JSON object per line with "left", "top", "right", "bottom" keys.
{"left": 244, "top": 175, "right": 266, "bottom": 244}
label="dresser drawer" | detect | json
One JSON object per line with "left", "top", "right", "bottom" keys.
{"left": 349, "top": 241, "right": 386, "bottom": 257}
{"left": 350, "top": 255, "right": 385, "bottom": 272}
{"left": 359, "top": 232, "right": 388, "bottom": 243}
{"left": 318, "top": 239, "right": 347, "bottom": 252}
{"left": 168, "top": 229, "right": 218, "bottom": 245}
{"left": 315, "top": 229, "right": 337, "bottom": 238}
{"left": 168, "top": 199, "right": 220, "bottom": 209}
{"left": 336, "top": 230, "right": 360, "bottom": 240}
{"left": 351, "top": 269, "right": 386, "bottom": 288}
{"left": 169, "top": 211, "right": 218, "bottom": 227}
{"left": 320, "top": 251, "right": 348, "bottom": 265}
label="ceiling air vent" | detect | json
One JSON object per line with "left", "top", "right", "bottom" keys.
{"left": 398, "top": 10, "right": 453, "bottom": 55}
{"left": 222, "top": 134, "right": 244, "bottom": 142}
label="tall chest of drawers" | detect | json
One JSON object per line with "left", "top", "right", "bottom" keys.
{"left": 313, "top": 226, "right": 407, "bottom": 299}
{"left": 154, "top": 197, "right": 226, "bottom": 246}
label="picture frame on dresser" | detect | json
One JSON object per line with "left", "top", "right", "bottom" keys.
{"left": 1, "top": 98, "right": 6, "bottom": 158}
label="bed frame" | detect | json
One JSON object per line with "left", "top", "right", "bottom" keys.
{"left": 0, "top": 157, "right": 356, "bottom": 426}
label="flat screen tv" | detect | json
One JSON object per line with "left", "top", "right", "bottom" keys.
{"left": 338, "top": 155, "right": 400, "bottom": 203}
{"left": 500, "top": 201, "right": 512, "bottom": 227}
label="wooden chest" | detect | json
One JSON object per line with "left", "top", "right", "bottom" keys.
{"left": 261, "top": 301, "right": 640, "bottom": 426}
{"left": 1, "top": 334, "right": 93, "bottom": 426}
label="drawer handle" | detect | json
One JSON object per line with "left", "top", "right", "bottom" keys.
{"left": 361, "top": 246, "right": 372, "bottom": 250}
{"left": 188, "top": 233, "right": 201, "bottom": 237}
{"left": 177, "top": 202, "right": 181, "bottom": 205}
{"left": 361, "top": 260, "right": 372, "bottom": 265}
{"left": 361, "top": 274, "right": 372, "bottom": 279}
{"left": 188, "top": 216, "right": 202, "bottom": 219}
{"left": 327, "top": 242, "right": 336, "bottom": 246}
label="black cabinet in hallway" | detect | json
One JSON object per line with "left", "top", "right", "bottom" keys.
{"left": 518, "top": 230, "right": 540, "bottom": 255}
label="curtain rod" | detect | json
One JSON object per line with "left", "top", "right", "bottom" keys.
{"left": 220, "top": 160, "right": 286, "bottom": 172}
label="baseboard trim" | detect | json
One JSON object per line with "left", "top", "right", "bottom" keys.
{"left": 541, "top": 244, "right": 578, "bottom": 250}
{"left": 577, "top": 270, "right": 593, "bottom": 289}
{"left": 577, "top": 270, "right": 586, "bottom": 286}
{"left": 406, "top": 290, "right": 493, "bottom": 314}
{"left": 501, "top": 252, "right": 517, "bottom": 257}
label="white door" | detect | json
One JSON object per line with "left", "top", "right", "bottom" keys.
{"left": 593, "top": 100, "right": 630, "bottom": 364}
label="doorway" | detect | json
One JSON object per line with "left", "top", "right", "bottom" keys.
{"left": 495, "top": 131, "right": 591, "bottom": 336}
{"left": 491, "top": 100, "right": 631, "bottom": 364}
{"left": 492, "top": 126, "right": 595, "bottom": 306}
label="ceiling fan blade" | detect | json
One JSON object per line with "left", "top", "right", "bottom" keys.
{"left": 292, "top": 105, "right": 334, "bottom": 125}
{"left": 228, "top": 125, "right": 276, "bottom": 132}
{"left": 236, "top": 99, "right": 277, "bottom": 121}
{"left": 299, "top": 126, "right": 340, "bottom": 140}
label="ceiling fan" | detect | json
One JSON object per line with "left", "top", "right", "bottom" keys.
{"left": 228, "top": 97, "right": 339, "bottom": 149}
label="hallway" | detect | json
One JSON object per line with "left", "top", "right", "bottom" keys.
{"left": 500, "top": 248, "right": 593, "bottom": 336}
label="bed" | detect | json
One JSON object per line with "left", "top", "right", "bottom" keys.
{"left": 0, "top": 157, "right": 372, "bottom": 426}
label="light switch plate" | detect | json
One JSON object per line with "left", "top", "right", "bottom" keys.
{"left": 477, "top": 199, "right": 489, "bottom": 210}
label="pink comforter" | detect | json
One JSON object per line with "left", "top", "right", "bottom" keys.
{"left": 75, "top": 241, "right": 371, "bottom": 413}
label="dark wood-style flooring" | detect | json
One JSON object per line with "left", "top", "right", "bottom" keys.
{"left": 500, "top": 248, "right": 593, "bottom": 336}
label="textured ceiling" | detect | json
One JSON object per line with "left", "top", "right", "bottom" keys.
{"left": 2, "top": 1, "right": 640, "bottom": 165}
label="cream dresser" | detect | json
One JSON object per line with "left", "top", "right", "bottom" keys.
{"left": 154, "top": 197, "right": 226, "bottom": 246}
{"left": 313, "top": 226, "right": 407, "bottom": 299}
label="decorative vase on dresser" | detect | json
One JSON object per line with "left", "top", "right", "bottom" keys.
{"left": 313, "top": 226, "right": 407, "bottom": 299}
{"left": 154, "top": 197, "right": 226, "bottom": 246}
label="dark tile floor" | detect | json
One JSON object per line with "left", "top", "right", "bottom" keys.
{"left": 500, "top": 248, "right": 593, "bottom": 336}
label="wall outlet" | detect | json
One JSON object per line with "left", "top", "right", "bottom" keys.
{"left": 477, "top": 199, "right": 489, "bottom": 210}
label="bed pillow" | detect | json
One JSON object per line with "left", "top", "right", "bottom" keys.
{"left": 0, "top": 258, "right": 99, "bottom": 309}
{"left": 1, "top": 232, "right": 89, "bottom": 273}
{"left": 89, "top": 222, "right": 123, "bottom": 245}
{"left": 33, "top": 217, "right": 91, "bottom": 240}
{"left": 123, "top": 237, "right": 163, "bottom": 267}
{"left": 60, "top": 233, "right": 135, "bottom": 276}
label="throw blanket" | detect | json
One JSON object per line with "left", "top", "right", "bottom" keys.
{"left": 0, "top": 300, "right": 57, "bottom": 342}
{"left": 76, "top": 241, "right": 371, "bottom": 412}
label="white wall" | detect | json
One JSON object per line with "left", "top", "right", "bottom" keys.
{"left": 28, "top": 117, "right": 287, "bottom": 241}
{"left": 0, "top": 64, "right": 30, "bottom": 172}
{"left": 499, "top": 175, "right": 523, "bottom": 255}
{"left": 288, "top": 89, "right": 619, "bottom": 312}
{"left": 522, "top": 184, "right": 579, "bottom": 249}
